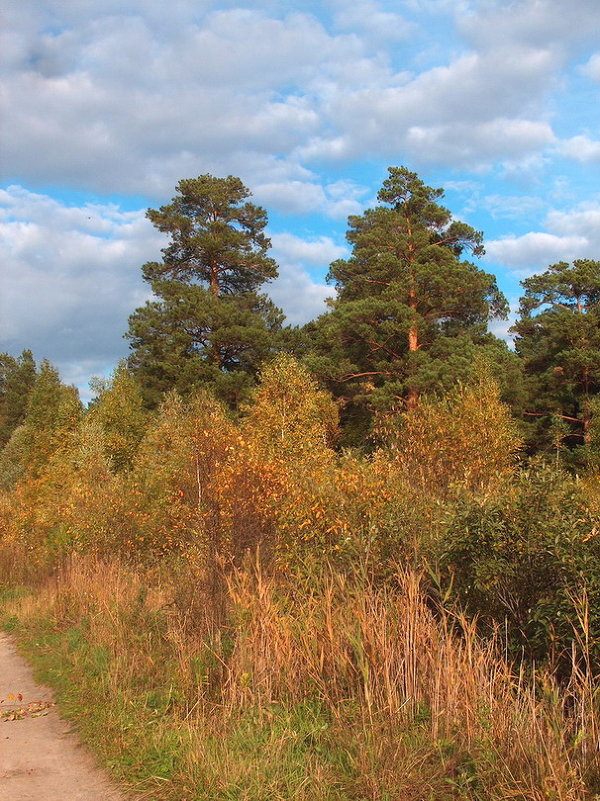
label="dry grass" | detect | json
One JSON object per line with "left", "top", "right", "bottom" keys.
{"left": 3, "top": 554, "right": 600, "bottom": 800}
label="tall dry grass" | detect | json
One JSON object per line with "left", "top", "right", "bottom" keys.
{"left": 4, "top": 554, "right": 600, "bottom": 799}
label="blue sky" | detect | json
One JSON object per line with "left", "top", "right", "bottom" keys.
{"left": 2, "top": 0, "right": 600, "bottom": 397}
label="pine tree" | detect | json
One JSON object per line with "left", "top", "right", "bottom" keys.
{"left": 127, "top": 175, "right": 284, "bottom": 407}
{"left": 0, "top": 349, "right": 36, "bottom": 447}
{"left": 307, "top": 167, "right": 508, "bottom": 428}
{"left": 512, "top": 259, "right": 600, "bottom": 455}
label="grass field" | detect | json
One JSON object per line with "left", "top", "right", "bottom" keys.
{"left": 3, "top": 552, "right": 599, "bottom": 800}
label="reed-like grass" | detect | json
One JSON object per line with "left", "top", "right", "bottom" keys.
{"left": 2, "top": 552, "right": 600, "bottom": 800}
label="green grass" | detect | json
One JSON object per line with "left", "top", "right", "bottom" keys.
{"left": 1, "top": 612, "right": 189, "bottom": 798}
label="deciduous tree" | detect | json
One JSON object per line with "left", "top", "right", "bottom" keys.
{"left": 89, "top": 361, "right": 148, "bottom": 471}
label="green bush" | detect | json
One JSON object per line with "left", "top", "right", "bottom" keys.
{"left": 437, "top": 463, "right": 600, "bottom": 670}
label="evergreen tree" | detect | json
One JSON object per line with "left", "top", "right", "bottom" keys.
{"left": 0, "top": 360, "right": 82, "bottom": 486}
{"left": 306, "top": 167, "right": 508, "bottom": 432}
{"left": 512, "top": 259, "right": 600, "bottom": 455}
{"left": 127, "top": 175, "right": 284, "bottom": 407}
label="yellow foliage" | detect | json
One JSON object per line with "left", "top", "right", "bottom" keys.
{"left": 376, "top": 371, "right": 522, "bottom": 498}
{"left": 214, "top": 355, "right": 343, "bottom": 563}
{"left": 1, "top": 355, "right": 524, "bottom": 571}
{"left": 129, "top": 390, "right": 236, "bottom": 555}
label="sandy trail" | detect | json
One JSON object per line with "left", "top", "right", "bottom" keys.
{"left": 0, "top": 631, "right": 127, "bottom": 800}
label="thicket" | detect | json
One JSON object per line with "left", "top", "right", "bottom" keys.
{"left": 2, "top": 351, "right": 600, "bottom": 797}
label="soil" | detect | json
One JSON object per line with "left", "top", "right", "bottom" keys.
{"left": 0, "top": 631, "right": 127, "bottom": 800}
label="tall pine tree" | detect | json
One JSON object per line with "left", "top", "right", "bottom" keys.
{"left": 127, "top": 175, "right": 284, "bottom": 407}
{"left": 307, "top": 167, "right": 508, "bottom": 432}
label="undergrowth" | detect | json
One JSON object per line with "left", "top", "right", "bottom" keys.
{"left": 3, "top": 553, "right": 600, "bottom": 800}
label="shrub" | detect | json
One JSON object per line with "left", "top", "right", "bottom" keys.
{"left": 438, "top": 463, "right": 600, "bottom": 669}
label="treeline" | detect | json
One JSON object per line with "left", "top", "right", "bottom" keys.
{"left": 125, "top": 168, "right": 600, "bottom": 460}
{"left": 3, "top": 169, "right": 600, "bottom": 457}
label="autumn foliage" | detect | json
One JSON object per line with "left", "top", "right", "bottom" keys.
{"left": 5, "top": 354, "right": 600, "bottom": 799}
{"left": 0, "top": 353, "right": 522, "bottom": 566}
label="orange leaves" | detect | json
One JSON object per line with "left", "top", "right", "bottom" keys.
{"left": 0, "top": 353, "right": 524, "bottom": 574}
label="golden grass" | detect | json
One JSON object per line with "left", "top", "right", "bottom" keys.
{"left": 4, "top": 553, "right": 600, "bottom": 800}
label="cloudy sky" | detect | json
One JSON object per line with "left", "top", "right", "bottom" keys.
{"left": 3, "top": 0, "right": 600, "bottom": 396}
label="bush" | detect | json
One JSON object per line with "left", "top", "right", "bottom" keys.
{"left": 438, "top": 463, "right": 600, "bottom": 669}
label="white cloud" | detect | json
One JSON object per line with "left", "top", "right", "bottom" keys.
{"left": 581, "top": 52, "right": 600, "bottom": 82}
{"left": 270, "top": 232, "right": 347, "bottom": 265}
{"left": 254, "top": 182, "right": 327, "bottom": 215}
{"left": 3, "top": 7, "right": 354, "bottom": 196}
{"left": 297, "top": 41, "right": 558, "bottom": 168}
{"left": 253, "top": 177, "right": 368, "bottom": 218}
{"left": 269, "top": 269, "right": 334, "bottom": 326}
{"left": 268, "top": 232, "right": 342, "bottom": 323}
{"left": 557, "top": 135, "right": 600, "bottom": 163}
{"left": 486, "top": 203, "right": 600, "bottom": 274}
{"left": 2, "top": 0, "right": 582, "bottom": 199}
{"left": 0, "top": 185, "right": 339, "bottom": 391}
{"left": 0, "top": 187, "right": 160, "bottom": 385}
{"left": 403, "top": 118, "right": 554, "bottom": 168}
{"left": 546, "top": 206, "right": 600, "bottom": 242}
{"left": 459, "top": 0, "right": 600, "bottom": 50}
{"left": 486, "top": 232, "right": 587, "bottom": 273}
{"left": 480, "top": 194, "right": 547, "bottom": 220}
{"left": 331, "top": 0, "right": 415, "bottom": 44}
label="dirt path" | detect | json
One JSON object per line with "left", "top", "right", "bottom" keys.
{"left": 0, "top": 632, "right": 127, "bottom": 800}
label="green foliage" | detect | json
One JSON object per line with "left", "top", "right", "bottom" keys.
{"left": 89, "top": 361, "right": 148, "bottom": 471}
{"left": 128, "top": 286, "right": 283, "bottom": 408}
{"left": 129, "top": 388, "right": 235, "bottom": 555}
{"left": 0, "top": 349, "right": 36, "bottom": 447}
{"left": 142, "top": 174, "right": 278, "bottom": 293}
{"left": 0, "top": 425, "right": 29, "bottom": 490}
{"left": 1, "top": 360, "right": 82, "bottom": 484}
{"left": 306, "top": 166, "right": 508, "bottom": 431}
{"left": 127, "top": 175, "right": 284, "bottom": 407}
{"left": 377, "top": 365, "right": 522, "bottom": 498}
{"left": 439, "top": 464, "right": 600, "bottom": 668}
{"left": 244, "top": 353, "right": 340, "bottom": 460}
{"left": 513, "top": 259, "right": 600, "bottom": 456}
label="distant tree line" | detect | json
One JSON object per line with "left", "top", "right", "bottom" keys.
{"left": 3, "top": 167, "right": 600, "bottom": 463}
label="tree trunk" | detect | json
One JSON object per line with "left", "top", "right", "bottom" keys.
{"left": 406, "top": 281, "right": 419, "bottom": 411}
{"left": 583, "top": 408, "right": 592, "bottom": 446}
{"left": 210, "top": 261, "right": 219, "bottom": 297}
